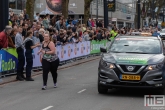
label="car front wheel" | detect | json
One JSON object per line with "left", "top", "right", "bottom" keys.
{"left": 98, "top": 82, "right": 108, "bottom": 94}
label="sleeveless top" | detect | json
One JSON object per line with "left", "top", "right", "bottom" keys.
{"left": 42, "top": 41, "right": 58, "bottom": 62}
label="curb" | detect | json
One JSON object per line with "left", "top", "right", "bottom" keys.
{"left": 0, "top": 56, "right": 100, "bottom": 86}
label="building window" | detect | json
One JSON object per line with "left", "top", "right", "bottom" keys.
{"left": 9, "top": 0, "right": 26, "bottom": 10}
{"left": 17, "top": 0, "right": 26, "bottom": 10}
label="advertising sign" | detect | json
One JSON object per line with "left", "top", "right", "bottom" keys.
{"left": 107, "top": 0, "right": 116, "bottom": 12}
{"left": 0, "top": 48, "right": 18, "bottom": 72}
{"left": 90, "top": 40, "right": 107, "bottom": 54}
{"left": 35, "top": 0, "right": 84, "bottom": 15}
{"left": 0, "top": 41, "right": 109, "bottom": 73}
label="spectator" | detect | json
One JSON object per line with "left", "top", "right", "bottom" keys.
{"left": 72, "top": 32, "right": 79, "bottom": 43}
{"left": 82, "top": 24, "right": 86, "bottom": 32}
{"left": 57, "top": 30, "right": 67, "bottom": 45}
{"left": 83, "top": 30, "right": 91, "bottom": 41}
{"left": 0, "top": 26, "right": 12, "bottom": 49}
{"left": 22, "top": 23, "right": 28, "bottom": 39}
{"left": 55, "top": 19, "right": 62, "bottom": 31}
{"left": 43, "top": 14, "right": 50, "bottom": 30}
{"left": 96, "top": 30, "right": 103, "bottom": 41}
{"left": 24, "top": 31, "right": 40, "bottom": 81}
{"left": 72, "top": 25, "right": 77, "bottom": 33}
{"left": 91, "top": 18, "right": 95, "bottom": 27}
{"left": 87, "top": 18, "right": 92, "bottom": 27}
{"left": 98, "top": 21, "right": 103, "bottom": 28}
{"left": 8, "top": 29, "right": 16, "bottom": 48}
{"left": 9, "top": 16, "right": 15, "bottom": 26}
{"left": 15, "top": 26, "right": 25, "bottom": 81}
{"left": 33, "top": 31, "right": 41, "bottom": 45}
{"left": 23, "top": 9, "right": 29, "bottom": 20}
{"left": 50, "top": 15, "right": 57, "bottom": 27}
{"left": 10, "top": 28, "right": 18, "bottom": 44}
{"left": 34, "top": 13, "right": 40, "bottom": 21}
{"left": 39, "top": 28, "right": 45, "bottom": 43}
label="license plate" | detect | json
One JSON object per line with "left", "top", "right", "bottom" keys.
{"left": 121, "top": 75, "right": 141, "bottom": 80}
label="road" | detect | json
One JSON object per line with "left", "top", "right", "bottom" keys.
{"left": 0, "top": 59, "right": 161, "bottom": 110}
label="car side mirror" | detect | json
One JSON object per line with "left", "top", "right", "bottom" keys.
{"left": 100, "top": 47, "right": 107, "bottom": 53}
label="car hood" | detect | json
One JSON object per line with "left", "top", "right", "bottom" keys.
{"left": 102, "top": 53, "right": 164, "bottom": 65}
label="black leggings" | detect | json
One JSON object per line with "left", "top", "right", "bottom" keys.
{"left": 42, "top": 58, "right": 59, "bottom": 86}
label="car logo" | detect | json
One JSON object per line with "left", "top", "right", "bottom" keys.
{"left": 127, "top": 66, "right": 134, "bottom": 71}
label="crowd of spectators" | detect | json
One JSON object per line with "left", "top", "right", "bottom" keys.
{"left": 1, "top": 9, "right": 161, "bottom": 50}
{"left": 4, "top": 9, "right": 115, "bottom": 49}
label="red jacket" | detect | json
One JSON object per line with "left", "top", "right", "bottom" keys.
{"left": 0, "top": 31, "right": 8, "bottom": 48}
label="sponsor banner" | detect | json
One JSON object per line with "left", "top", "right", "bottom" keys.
{"left": 90, "top": 40, "right": 107, "bottom": 54}
{"left": 35, "top": 0, "right": 84, "bottom": 15}
{"left": 0, "top": 49, "right": 18, "bottom": 72}
{"left": 33, "top": 47, "right": 42, "bottom": 67}
{"left": 56, "top": 42, "right": 90, "bottom": 61}
{"left": 116, "top": 56, "right": 148, "bottom": 65}
{"left": 86, "top": 41, "right": 91, "bottom": 55}
{"left": 0, "top": 41, "right": 92, "bottom": 72}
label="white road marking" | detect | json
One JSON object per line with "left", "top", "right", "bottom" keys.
{"left": 78, "top": 89, "right": 86, "bottom": 93}
{"left": 42, "top": 106, "right": 53, "bottom": 110}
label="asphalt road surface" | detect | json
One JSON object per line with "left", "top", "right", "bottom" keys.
{"left": 0, "top": 59, "right": 163, "bottom": 110}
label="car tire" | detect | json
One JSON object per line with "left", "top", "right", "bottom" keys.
{"left": 98, "top": 83, "right": 108, "bottom": 94}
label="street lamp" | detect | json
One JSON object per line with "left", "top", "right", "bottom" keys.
{"left": 163, "top": 0, "right": 165, "bottom": 22}
{"left": 137, "top": 0, "right": 141, "bottom": 29}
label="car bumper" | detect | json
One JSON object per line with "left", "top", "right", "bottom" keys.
{"left": 98, "top": 67, "right": 165, "bottom": 89}
{"left": 98, "top": 77, "right": 164, "bottom": 89}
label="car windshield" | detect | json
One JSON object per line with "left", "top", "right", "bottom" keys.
{"left": 161, "top": 30, "right": 165, "bottom": 33}
{"left": 109, "top": 38, "right": 162, "bottom": 54}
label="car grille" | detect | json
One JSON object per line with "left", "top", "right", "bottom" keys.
{"left": 119, "top": 65, "right": 142, "bottom": 73}
{"left": 113, "top": 65, "right": 147, "bottom": 82}
{"left": 108, "top": 81, "right": 150, "bottom": 86}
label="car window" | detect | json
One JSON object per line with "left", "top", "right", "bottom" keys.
{"left": 109, "top": 38, "right": 161, "bottom": 54}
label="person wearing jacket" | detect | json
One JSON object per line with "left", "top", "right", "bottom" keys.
{"left": 0, "top": 26, "right": 12, "bottom": 49}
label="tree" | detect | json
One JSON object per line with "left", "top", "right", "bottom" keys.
{"left": 62, "top": 0, "right": 69, "bottom": 19}
{"left": 134, "top": 0, "right": 165, "bottom": 28}
{"left": 84, "top": 0, "right": 93, "bottom": 25}
{"left": 26, "top": 0, "right": 35, "bottom": 22}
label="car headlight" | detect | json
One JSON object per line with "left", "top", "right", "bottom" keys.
{"left": 101, "top": 59, "right": 115, "bottom": 69}
{"left": 146, "top": 63, "right": 164, "bottom": 71}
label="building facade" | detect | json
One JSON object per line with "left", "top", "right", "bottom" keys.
{"left": 9, "top": 0, "right": 135, "bottom": 28}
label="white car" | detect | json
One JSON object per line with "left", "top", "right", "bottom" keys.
{"left": 159, "top": 29, "right": 165, "bottom": 39}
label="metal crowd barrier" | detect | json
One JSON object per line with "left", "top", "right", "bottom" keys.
{"left": 0, "top": 53, "right": 101, "bottom": 78}
{"left": 0, "top": 40, "right": 110, "bottom": 78}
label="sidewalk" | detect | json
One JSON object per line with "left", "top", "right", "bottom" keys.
{"left": 0, "top": 56, "right": 100, "bottom": 85}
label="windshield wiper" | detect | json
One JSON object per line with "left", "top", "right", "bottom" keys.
{"left": 125, "top": 52, "right": 149, "bottom": 54}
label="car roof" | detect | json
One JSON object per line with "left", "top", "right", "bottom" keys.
{"left": 118, "top": 35, "right": 159, "bottom": 40}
